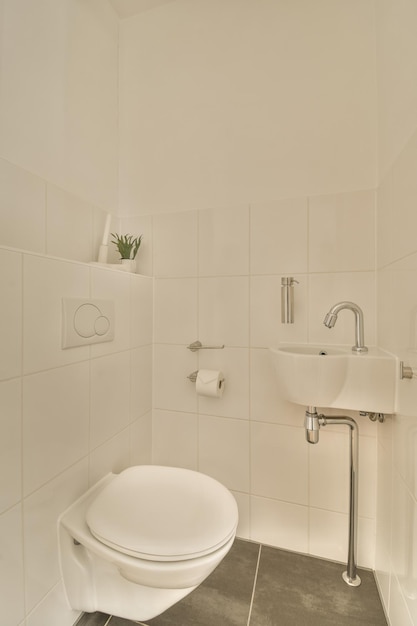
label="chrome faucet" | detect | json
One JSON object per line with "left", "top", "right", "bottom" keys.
{"left": 323, "top": 301, "right": 368, "bottom": 353}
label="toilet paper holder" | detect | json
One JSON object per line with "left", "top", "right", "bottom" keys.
{"left": 187, "top": 370, "right": 226, "bottom": 385}
{"left": 187, "top": 340, "right": 225, "bottom": 352}
{"left": 187, "top": 370, "right": 199, "bottom": 383}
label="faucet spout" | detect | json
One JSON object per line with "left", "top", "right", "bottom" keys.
{"left": 323, "top": 301, "right": 368, "bottom": 353}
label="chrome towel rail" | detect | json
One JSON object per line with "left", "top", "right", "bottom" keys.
{"left": 187, "top": 340, "right": 225, "bottom": 352}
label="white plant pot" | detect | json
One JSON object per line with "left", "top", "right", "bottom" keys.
{"left": 120, "top": 259, "right": 137, "bottom": 273}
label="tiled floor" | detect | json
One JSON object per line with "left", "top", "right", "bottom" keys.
{"left": 75, "top": 539, "right": 387, "bottom": 626}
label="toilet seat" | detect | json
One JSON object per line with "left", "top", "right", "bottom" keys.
{"left": 86, "top": 466, "right": 238, "bottom": 562}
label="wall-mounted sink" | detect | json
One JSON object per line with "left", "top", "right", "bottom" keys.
{"left": 270, "top": 344, "right": 396, "bottom": 413}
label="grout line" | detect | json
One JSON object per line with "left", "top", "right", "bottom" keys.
{"left": 103, "top": 616, "right": 112, "bottom": 626}
{"left": 246, "top": 543, "right": 262, "bottom": 626}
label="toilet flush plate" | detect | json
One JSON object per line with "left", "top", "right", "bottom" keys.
{"left": 62, "top": 298, "right": 115, "bottom": 348}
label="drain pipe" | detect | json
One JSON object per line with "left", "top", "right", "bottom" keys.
{"left": 305, "top": 407, "right": 361, "bottom": 587}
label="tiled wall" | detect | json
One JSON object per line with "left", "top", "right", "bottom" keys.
{"left": 150, "top": 191, "right": 379, "bottom": 566}
{"left": 0, "top": 170, "right": 153, "bottom": 625}
{"left": 375, "top": 141, "right": 417, "bottom": 626}
{"left": 374, "top": 0, "right": 417, "bottom": 624}
{"left": 7, "top": 1, "right": 417, "bottom": 626}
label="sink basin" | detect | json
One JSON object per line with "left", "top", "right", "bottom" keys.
{"left": 270, "top": 344, "right": 396, "bottom": 413}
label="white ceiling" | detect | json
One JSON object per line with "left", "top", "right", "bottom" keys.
{"left": 108, "top": 0, "right": 177, "bottom": 19}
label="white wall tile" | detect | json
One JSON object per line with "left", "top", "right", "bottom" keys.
{"left": 153, "top": 211, "right": 198, "bottom": 277}
{"left": 250, "top": 348, "right": 302, "bottom": 426}
{"left": 130, "top": 275, "right": 153, "bottom": 348}
{"left": 376, "top": 266, "right": 395, "bottom": 351}
{"left": 0, "top": 505, "right": 25, "bottom": 626}
{"left": 309, "top": 429, "right": 349, "bottom": 514}
{"left": 357, "top": 516, "right": 375, "bottom": 569}
{"left": 374, "top": 565, "right": 391, "bottom": 621}
{"left": 232, "top": 490, "right": 250, "bottom": 540}
{"left": 0, "top": 158, "right": 46, "bottom": 254}
{"left": 198, "top": 415, "right": 250, "bottom": 493}
{"left": 93, "top": 209, "right": 119, "bottom": 265}
{"left": 308, "top": 271, "right": 376, "bottom": 347}
{"left": 23, "top": 255, "right": 90, "bottom": 374}
{"left": 309, "top": 507, "right": 374, "bottom": 568}
{"left": 23, "top": 460, "right": 88, "bottom": 612}
{"left": 391, "top": 473, "right": 417, "bottom": 623}
{"left": 250, "top": 496, "right": 309, "bottom": 553}
{"left": 153, "top": 344, "right": 198, "bottom": 413}
{"left": 309, "top": 190, "right": 375, "bottom": 273}
{"left": 392, "top": 414, "right": 417, "bottom": 498}
{"left": 130, "top": 412, "right": 152, "bottom": 466}
{"left": 89, "top": 428, "right": 131, "bottom": 486}
{"left": 46, "top": 184, "right": 94, "bottom": 263}
{"left": 0, "top": 379, "right": 21, "bottom": 513}
{"left": 376, "top": 172, "right": 394, "bottom": 269}
{"left": 309, "top": 421, "right": 377, "bottom": 520}
{"left": 0, "top": 248, "right": 22, "bottom": 381}
{"left": 130, "top": 346, "right": 153, "bottom": 420}
{"left": 390, "top": 130, "right": 417, "bottom": 262}
{"left": 25, "top": 581, "right": 80, "bottom": 626}
{"left": 358, "top": 435, "right": 377, "bottom": 520}
{"left": 91, "top": 265, "right": 131, "bottom": 357}
{"left": 251, "top": 422, "right": 308, "bottom": 505}
{"left": 375, "top": 438, "right": 392, "bottom": 612}
{"left": 309, "top": 507, "right": 348, "bottom": 563}
{"left": 90, "top": 352, "right": 131, "bottom": 450}
{"left": 377, "top": 253, "right": 417, "bottom": 361}
{"left": 198, "top": 347, "right": 249, "bottom": 420}
{"left": 198, "top": 206, "right": 249, "bottom": 276}
{"left": 250, "top": 199, "right": 308, "bottom": 275}
{"left": 119, "top": 214, "right": 153, "bottom": 276}
{"left": 199, "top": 277, "right": 249, "bottom": 347}
{"left": 154, "top": 278, "right": 197, "bottom": 344}
{"left": 250, "top": 275, "right": 308, "bottom": 348}
{"left": 152, "top": 409, "right": 197, "bottom": 470}
{"left": 388, "top": 575, "right": 414, "bottom": 626}
{"left": 23, "top": 362, "right": 90, "bottom": 496}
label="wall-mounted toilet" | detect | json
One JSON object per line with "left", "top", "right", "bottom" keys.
{"left": 58, "top": 465, "right": 238, "bottom": 621}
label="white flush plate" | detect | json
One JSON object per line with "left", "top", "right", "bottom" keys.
{"left": 62, "top": 298, "right": 115, "bottom": 349}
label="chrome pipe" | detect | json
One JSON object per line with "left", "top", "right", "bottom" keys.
{"left": 304, "top": 409, "right": 361, "bottom": 586}
{"left": 321, "top": 415, "right": 361, "bottom": 587}
{"left": 304, "top": 406, "right": 320, "bottom": 444}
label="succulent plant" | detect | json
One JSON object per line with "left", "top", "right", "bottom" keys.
{"left": 111, "top": 233, "right": 143, "bottom": 260}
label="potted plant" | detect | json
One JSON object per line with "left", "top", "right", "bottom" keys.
{"left": 111, "top": 233, "right": 143, "bottom": 272}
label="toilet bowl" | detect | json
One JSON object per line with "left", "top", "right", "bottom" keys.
{"left": 58, "top": 465, "right": 238, "bottom": 621}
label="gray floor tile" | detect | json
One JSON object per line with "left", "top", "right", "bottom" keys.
{"left": 74, "top": 541, "right": 387, "bottom": 626}
{"left": 107, "top": 618, "right": 139, "bottom": 626}
{"left": 249, "top": 546, "right": 387, "bottom": 626}
{"left": 138, "top": 538, "right": 260, "bottom": 626}
{"left": 75, "top": 612, "right": 110, "bottom": 626}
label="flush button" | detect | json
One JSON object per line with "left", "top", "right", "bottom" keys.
{"left": 62, "top": 298, "right": 114, "bottom": 348}
{"left": 95, "top": 315, "right": 110, "bottom": 336}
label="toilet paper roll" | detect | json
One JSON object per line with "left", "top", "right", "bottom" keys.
{"left": 196, "top": 369, "right": 225, "bottom": 398}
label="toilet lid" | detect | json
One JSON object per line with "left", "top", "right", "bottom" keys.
{"left": 86, "top": 466, "right": 238, "bottom": 561}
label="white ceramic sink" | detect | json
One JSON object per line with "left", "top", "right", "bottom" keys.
{"left": 270, "top": 344, "right": 396, "bottom": 413}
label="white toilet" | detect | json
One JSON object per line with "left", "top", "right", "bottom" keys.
{"left": 58, "top": 465, "right": 238, "bottom": 622}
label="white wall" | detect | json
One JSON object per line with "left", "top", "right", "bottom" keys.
{"left": 6, "top": 0, "right": 417, "bottom": 625}
{"left": 119, "top": 0, "right": 377, "bottom": 214}
{"left": 0, "top": 0, "right": 118, "bottom": 212}
{"left": 149, "top": 193, "right": 379, "bottom": 566}
{"left": 119, "top": 0, "right": 381, "bottom": 576}
{"left": 375, "top": 1, "right": 417, "bottom": 624}
{"left": 0, "top": 2, "right": 153, "bottom": 625}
